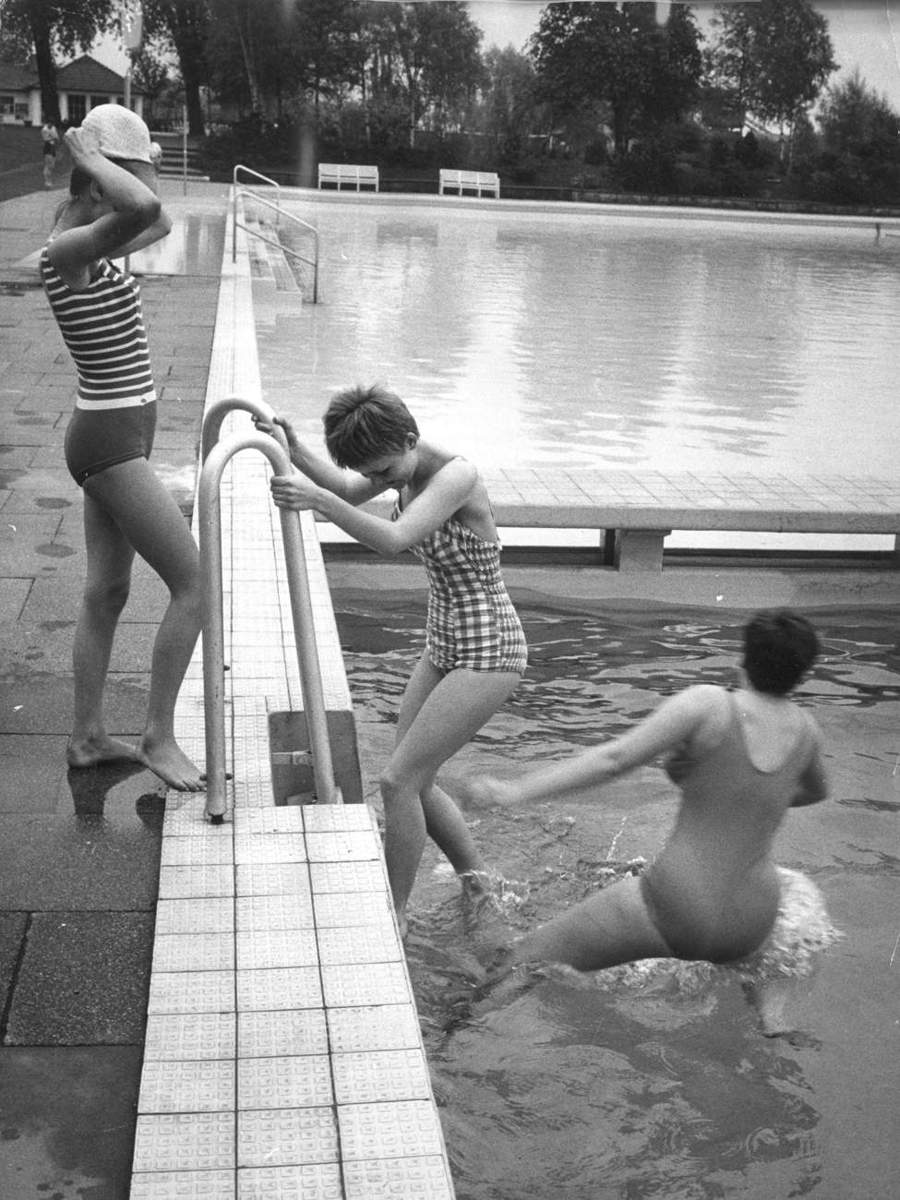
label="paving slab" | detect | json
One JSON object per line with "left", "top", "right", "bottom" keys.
{"left": 0, "top": 1046, "right": 141, "bottom": 1200}
{"left": 6, "top": 911, "right": 156, "bottom": 1044}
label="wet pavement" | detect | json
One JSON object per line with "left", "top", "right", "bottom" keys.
{"left": 0, "top": 181, "right": 229, "bottom": 1198}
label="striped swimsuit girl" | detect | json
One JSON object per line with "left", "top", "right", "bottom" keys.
{"left": 40, "top": 247, "right": 157, "bottom": 485}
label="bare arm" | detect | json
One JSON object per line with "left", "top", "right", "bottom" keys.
{"left": 270, "top": 456, "right": 479, "bottom": 557}
{"left": 255, "top": 415, "right": 380, "bottom": 505}
{"left": 47, "top": 127, "right": 164, "bottom": 285}
{"left": 110, "top": 212, "right": 172, "bottom": 258}
{"left": 472, "top": 686, "right": 719, "bottom": 807}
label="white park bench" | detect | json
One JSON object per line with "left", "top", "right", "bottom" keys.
{"left": 438, "top": 168, "right": 500, "bottom": 198}
{"left": 317, "top": 163, "right": 380, "bottom": 191}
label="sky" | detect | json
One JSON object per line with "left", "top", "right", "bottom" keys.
{"left": 467, "top": 1, "right": 900, "bottom": 110}
{"left": 92, "top": 2, "right": 900, "bottom": 114}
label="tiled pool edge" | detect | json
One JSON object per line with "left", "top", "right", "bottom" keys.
{"left": 129, "top": 196, "right": 456, "bottom": 1198}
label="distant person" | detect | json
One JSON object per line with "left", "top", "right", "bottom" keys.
{"left": 41, "top": 119, "right": 59, "bottom": 187}
{"left": 258, "top": 385, "right": 527, "bottom": 936}
{"left": 40, "top": 103, "right": 204, "bottom": 791}
{"left": 467, "top": 609, "right": 841, "bottom": 1034}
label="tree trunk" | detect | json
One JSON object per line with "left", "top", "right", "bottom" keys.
{"left": 180, "top": 62, "right": 206, "bottom": 136}
{"left": 28, "top": 10, "right": 60, "bottom": 125}
{"left": 164, "top": 3, "right": 208, "bottom": 136}
{"left": 233, "top": 8, "right": 263, "bottom": 115}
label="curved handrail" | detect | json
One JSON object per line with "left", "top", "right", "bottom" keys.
{"left": 232, "top": 186, "right": 320, "bottom": 302}
{"left": 200, "top": 394, "right": 286, "bottom": 463}
{"left": 233, "top": 163, "right": 281, "bottom": 195}
{"left": 198, "top": 410, "right": 341, "bottom": 819}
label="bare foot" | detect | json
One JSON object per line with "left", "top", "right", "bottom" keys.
{"left": 67, "top": 734, "right": 142, "bottom": 768}
{"left": 138, "top": 736, "right": 205, "bottom": 791}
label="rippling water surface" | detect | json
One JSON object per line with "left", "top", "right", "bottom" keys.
{"left": 268, "top": 202, "right": 900, "bottom": 477}
{"left": 334, "top": 596, "right": 900, "bottom": 1200}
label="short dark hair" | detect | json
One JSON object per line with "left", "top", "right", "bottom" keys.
{"left": 742, "top": 609, "right": 819, "bottom": 694}
{"left": 323, "top": 384, "right": 418, "bottom": 469}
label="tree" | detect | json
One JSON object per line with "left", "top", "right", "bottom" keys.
{"left": 476, "top": 45, "right": 542, "bottom": 161}
{"left": 373, "top": 2, "right": 484, "bottom": 146}
{"left": 141, "top": 0, "right": 211, "bottom": 135}
{"left": 0, "top": 0, "right": 115, "bottom": 124}
{"left": 816, "top": 69, "right": 900, "bottom": 203}
{"left": 528, "top": 2, "right": 702, "bottom": 158}
{"left": 706, "top": 0, "right": 836, "bottom": 165}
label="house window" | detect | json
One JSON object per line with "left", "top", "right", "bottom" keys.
{"left": 90, "top": 95, "right": 109, "bottom": 110}
{"left": 67, "top": 94, "right": 86, "bottom": 123}
{"left": 0, "top": 95, "right": 14, "bottom": 117}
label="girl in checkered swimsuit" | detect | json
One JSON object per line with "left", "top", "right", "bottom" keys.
{"left": 263, "top": 385, "right": 526, "bottom": 935}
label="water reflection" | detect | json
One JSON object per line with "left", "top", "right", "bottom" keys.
{"left": 66, "top": 760, "right": 165, "bottom": 832}
{"left": 264, "top": 205, "right": 900, "bottom": 477}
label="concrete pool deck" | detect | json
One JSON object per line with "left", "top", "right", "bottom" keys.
{"left": 2, "top": 180, "right": 900, "bottom": 1198}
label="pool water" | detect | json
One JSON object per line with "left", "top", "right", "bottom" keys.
{"left": 333, "top": 592, "right": 900, "bottom": 1200}
{"left": 267, "top": 200, "right": 900, "bottom": 479}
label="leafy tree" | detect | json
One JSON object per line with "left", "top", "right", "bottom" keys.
{"left": 706, "top": 0, "right": 836, "bottom": 164}
{"left": 141, "top": 0, "right": 211, "bottom": 135}
{"left": 816, "top": 69, "right": 900, "bottom": 203}
{"left": 371, "top": 2, "right": 484, "bottom": 145}
{"left": 528, "top": 2, "right": 702, "bottom": 158}
{"left": 131, "top": 42, "right": 172, "bottom": 124}
{"left": 0, "top": 0, "right": 115, "bottom": 123}
{"left": 476, "top": 45, "right": 542, "bottom": 162}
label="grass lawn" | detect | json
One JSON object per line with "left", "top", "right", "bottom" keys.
{"left": 0, "top": 126, "right": 71, "bottom": 201}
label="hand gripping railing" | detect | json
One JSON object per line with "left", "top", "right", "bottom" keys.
{"left": 199, "top": 395, "right": 341, "bottom": 821}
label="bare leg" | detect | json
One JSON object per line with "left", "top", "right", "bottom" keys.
{"left": 507, "top": 875, "right": 672, "bottom": 973}
{"left": 68, "top": 492, "right": 142, "bottom": 767}
{"left": 83, "top": 458, "right": 203, "bottom": 790}
{"left": 382, "top": 655, "right": 520, "bottom": 932}
{"left": 743, "top": 979, "right": 799, "bottom": 1036}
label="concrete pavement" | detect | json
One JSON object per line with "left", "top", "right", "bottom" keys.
{"left": 0, "top": 181, "right": 228, "bottom": 1199}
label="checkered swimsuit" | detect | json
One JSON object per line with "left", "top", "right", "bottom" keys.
{"left": 406, "top": 514, "right": 527, "bottom": 674}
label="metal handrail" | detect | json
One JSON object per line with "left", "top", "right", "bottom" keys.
{"left": 232, "top": 186, "right": 320, "bottom": 302}
{"left": 198, "top": 395, "right": 341, "bottom": 820}
{"left": 233, "top": 163, "right": 281, "bottom": 202}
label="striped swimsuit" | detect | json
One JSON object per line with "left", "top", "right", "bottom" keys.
{"left": 40, "top": 246, "right": 157, "bottom": 485}
{"left": 399, "top": 507, "right": 527, "bottom": 674}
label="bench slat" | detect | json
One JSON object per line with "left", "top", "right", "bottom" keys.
{"left": 439, "top": 168, "right": 500, "bottom": 197}
{"left": 318, "top": 163, "right": 379, "bottom": 191}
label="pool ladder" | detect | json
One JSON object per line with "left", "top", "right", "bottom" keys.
{"left": 232, "top": 165, "right": 320, "bottom": 302}
{"left": 198, "top": 395, "right": 341, "bottom": 821}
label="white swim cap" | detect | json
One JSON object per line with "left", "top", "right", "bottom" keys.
{"left": 81, "top": 103, "right": 152, "bottom": 164}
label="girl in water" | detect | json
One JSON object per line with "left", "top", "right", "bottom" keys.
{"left": 261, "top": 384, "right": 527, "bottom": 936}
{"left": 41, "top": 105, "right": 203, "bottom": 791}
{"left": 468, "top": 609, "right": 840, "bottom": 1033}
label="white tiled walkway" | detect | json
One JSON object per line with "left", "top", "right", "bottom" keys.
{"left": 129, "top": 195, "right": 455, "bottom": 1198}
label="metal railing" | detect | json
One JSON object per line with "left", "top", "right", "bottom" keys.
{"left": 231, "top": 165, "right": 320, "bottom": 302}
{"left": 198, "top": 395, "right": 341, "bottom": 821}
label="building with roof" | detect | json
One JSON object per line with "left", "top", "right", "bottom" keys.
{"left": 0, "top": 54, "right": 144, "bottom": 127}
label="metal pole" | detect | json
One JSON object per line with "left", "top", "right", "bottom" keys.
{"left": 198, "top": 439, "right": 229, "bottom": 821}
{"left": 201, "top": 394, "right": 284, "bottom": 464}
{"left": 197, "top": 427, "right": 340, "bottom": 820}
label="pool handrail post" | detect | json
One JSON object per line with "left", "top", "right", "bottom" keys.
{"left": 231, "top": 185, "right": 320, "bottom": 302}
{"left": 198, "top": 410, "right": 341, "bottom": 820}
{"left": 232, "top": 165, "right": 281, "bottom": 263}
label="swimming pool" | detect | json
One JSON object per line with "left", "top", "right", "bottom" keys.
{"left": 265, "top": 197, "right": 900, "bottom": 481}
{"left": 333, "top": 592, "right": 900, "bottom": 1200}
